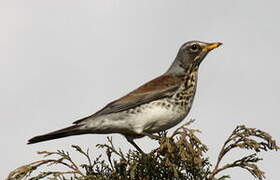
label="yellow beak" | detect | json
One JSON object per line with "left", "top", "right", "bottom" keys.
{"left": 203, "top": 42, "right": 222, "bottom": 51}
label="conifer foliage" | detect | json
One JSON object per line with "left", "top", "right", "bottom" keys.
{"left": 7, "top": 120, "right": 279, "bottom": 180}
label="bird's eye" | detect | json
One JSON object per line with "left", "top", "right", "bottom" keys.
{"left": 190, "top": 44, "right": 199, "bottom": 51}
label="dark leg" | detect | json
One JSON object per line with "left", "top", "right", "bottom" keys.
{"left": 125, "top": 136, "right": 144, "bottom": 153}
{"left": 141, "top": 132, "right": 161, "bottom": 140}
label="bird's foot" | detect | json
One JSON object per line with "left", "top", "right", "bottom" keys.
{"left": 141, "top": 132, "right": 161, "bottom": 141}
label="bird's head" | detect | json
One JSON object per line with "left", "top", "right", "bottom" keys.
{"left": 167, "top": 41, "right": 222, "bottom": 75}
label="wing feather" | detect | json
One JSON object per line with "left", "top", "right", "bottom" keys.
{"left": 73, "top": 74, "right": 182, "bottom": 124}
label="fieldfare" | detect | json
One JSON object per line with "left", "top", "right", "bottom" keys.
{"left": 28, "top": 40, "right": 222, "bottom": 152}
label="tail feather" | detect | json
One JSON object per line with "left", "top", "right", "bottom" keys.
{"left": 27, "top": 125, "right": 87, "bottom": 144}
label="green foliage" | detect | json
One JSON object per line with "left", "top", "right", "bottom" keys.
{"left": 7, "top": 121, "right": 279, "bottom": 180}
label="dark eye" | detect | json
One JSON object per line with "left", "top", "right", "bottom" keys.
{"left": 190, "top": 44, "right": 199, "bottom": 51}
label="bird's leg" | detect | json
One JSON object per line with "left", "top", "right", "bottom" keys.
{"left": 141, "top": 132, "right": 161, "bottom": 140}
{"left": 125, "top": 136, "right": 144, "bottom": 153}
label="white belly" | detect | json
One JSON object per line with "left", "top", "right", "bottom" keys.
{"left": 127, "top": 102, "right": 187, "bottom": 134}
{"left": 84, "top": 100, "right": 188, "bottom": 135}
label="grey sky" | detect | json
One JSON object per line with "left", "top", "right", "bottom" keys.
{"left": 1, "top": 0, "right": 280, "bottom": 179}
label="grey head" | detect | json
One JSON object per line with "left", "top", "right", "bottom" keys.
{"left": 166, "top": 40, "right": 222, "bottom": 76}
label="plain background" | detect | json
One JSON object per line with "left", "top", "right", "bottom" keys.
{"left": 1, "top": 0, "right": 280, "bottom": 179}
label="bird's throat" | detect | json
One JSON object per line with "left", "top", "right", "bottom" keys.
{"left": 170, "top": 68, "right": 198, "bottom": 110}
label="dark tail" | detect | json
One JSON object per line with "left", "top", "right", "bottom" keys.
{"left": 28, "top": 125, "right": 87, "bottom": 144}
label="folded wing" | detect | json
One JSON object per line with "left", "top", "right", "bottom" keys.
{"left": 74, "top": 74, "right": 183, "bottom": 124}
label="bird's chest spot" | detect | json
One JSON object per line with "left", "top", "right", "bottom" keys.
{"left": 171, "top": 71, "right": 198, "bottom": 108}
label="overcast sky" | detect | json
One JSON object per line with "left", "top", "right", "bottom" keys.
{"left": 1, "top": 0, "right": 280, "bottom": 179}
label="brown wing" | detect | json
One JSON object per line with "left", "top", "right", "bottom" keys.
{"left": 73, "top": 74, "right": 183, "bottom": 124}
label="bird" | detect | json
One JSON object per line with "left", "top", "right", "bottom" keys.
{"left": 28, "top": 40, "right": 222, "bottom": 152}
